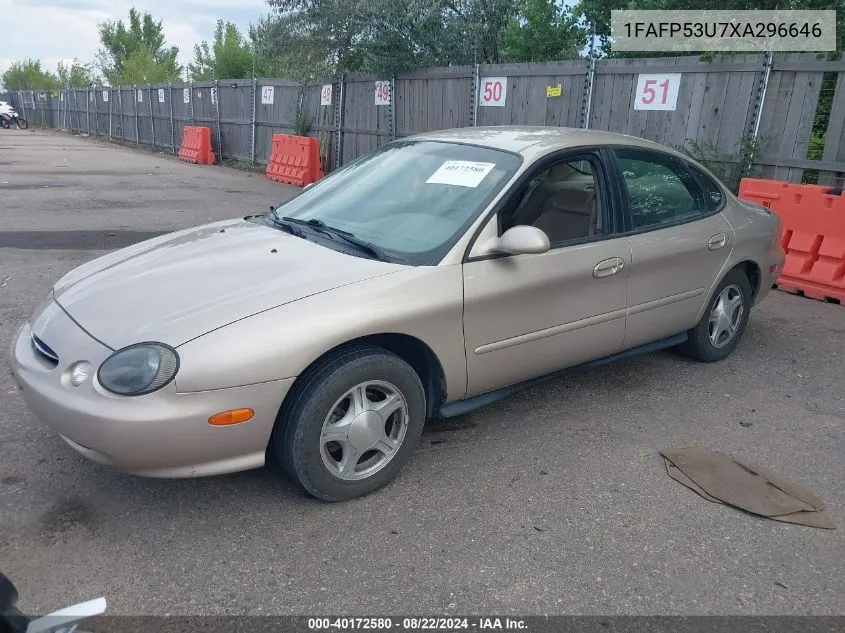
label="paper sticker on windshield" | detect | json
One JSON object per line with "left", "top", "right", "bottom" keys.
{"left": 426, "top": 161, "right": 495, "bottom": 188}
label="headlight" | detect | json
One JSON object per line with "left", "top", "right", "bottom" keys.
{"left": 98, "top": 343, "right": 179, "bottom": 396}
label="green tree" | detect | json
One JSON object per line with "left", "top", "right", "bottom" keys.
{"left": 119, "top": 47, "right": 182, "bottom": 84}
{"left": 502, "top": 0, "right": 586, "bottom": 62}
{"left": 56, "top": 58, "right": 97, "bottom": 87}
{"left": 1, "top": 59, "right": 57, "bottom": 90}
{"left": 263, "top": 0, "right": 521, "bottom": 76}
{"left": 190, "top": 21, "right": 255, "bottom": 80}
{"left": 97, "top": 7, "right": 181, "bottom": 84}
{"left": 248, "top": 17, "right": 306, "bottom": 77}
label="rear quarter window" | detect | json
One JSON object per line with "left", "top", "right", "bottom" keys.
{"left": 688, "top": 165, "right": 726, "bottom": 212}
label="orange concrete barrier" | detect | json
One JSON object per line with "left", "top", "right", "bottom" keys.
{"left": 739, "top": 178, "right": 845, "bottom": 304}
{"left": 266, "top": 134, "right": 324, "bottom": 187}
{"left": 178, "top": 126, "right": 215, "bottom": 165}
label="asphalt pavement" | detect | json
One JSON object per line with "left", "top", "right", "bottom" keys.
{"left": 0, "top": 129, "right": 843, "bottom": 616}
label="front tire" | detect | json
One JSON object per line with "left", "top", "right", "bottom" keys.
{"left": 679, "top": 269, "right": 752, "bottom": 362}
{"left": 271, "top": 345, "right": 426, "bottom": 501}
{"left": 16, "top": 118, "right": 28, "bottom": 130}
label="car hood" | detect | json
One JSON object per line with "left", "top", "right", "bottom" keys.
{"left": 53, "top": 218, "right": 405, "bottom": 349}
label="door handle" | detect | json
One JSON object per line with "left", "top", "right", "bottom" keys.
{"left": 708, "top": 233, "right": 727, "bottom": 250}
{"left": 593, "top": 257, "right": 624, "bottom": 278}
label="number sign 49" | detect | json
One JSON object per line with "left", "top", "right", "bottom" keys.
{"left": 374, "top": 81, "right": 391, "bottom": 106}
{"left": 634, "top": 74, "right": 682, "bottom": 111}
{"left": 479, "top": 77, "right": 507, "bottom": 107}
{"left": 320, "top": 84, "right": 333, "bottom": 106}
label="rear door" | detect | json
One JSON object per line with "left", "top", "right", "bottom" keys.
{"left": 611, "top": 147, "right": 734, "bottom": 349}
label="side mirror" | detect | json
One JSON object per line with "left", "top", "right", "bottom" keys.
{"left": 481, "top": 225, "right": 550, "bottom": 256}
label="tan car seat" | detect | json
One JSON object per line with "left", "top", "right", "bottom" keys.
{"left": 533, "top": 188, "right": 597, "bottom": 242}
{"left": 511, "top": 179, "right": 600, "bottom": 242}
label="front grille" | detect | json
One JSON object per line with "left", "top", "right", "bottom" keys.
{"left": 31, "top": 332, "right": 59, "bottom": 367}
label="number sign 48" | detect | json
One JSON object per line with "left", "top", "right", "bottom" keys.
{"left": 479, "top": 77, "right": 507, "bottom": 107}
{"left": 634, "top": 74, "right": 682, "bottom": 111}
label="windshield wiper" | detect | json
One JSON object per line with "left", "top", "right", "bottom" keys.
{"left": 281, "top": 217, "right": 388, "bottom": 262}
{"left": 267, "top": 207, "right": 305, "bottom": 238}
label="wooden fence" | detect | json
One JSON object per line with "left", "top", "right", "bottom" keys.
{"left": 5, "top": 52, "right": 845, "bottom": 186}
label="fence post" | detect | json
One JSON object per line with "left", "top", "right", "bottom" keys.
{"left": 189, "top": 80, "right": 194, "bottom": 125}
{"left": 85, "top": 88, "right": 90, "bottom": 134}
{"left": 117, "top": 87, "right": 123, "bottom": 141}
{"left": 108, "top": 88, "right": 112, "bottom": 140}
{"left": 148, "top": 84, "right": 155, "bottom": 151}
{"left": 214, "top": 78, "right": 222, "bottom": 162}
{"left": 250, "top": 76, "right": 257, "bottom": 164}
{"left": 169, "top": 84, "right": 175, "bottom": 152}
{"left": 472, "top": 63, "right": 479, "bottom": 126}
{"left": 134, "top": 85, "right": 140, "bottom": 146}
{"left": 581, "top": 57, "right": 596, "bottom": 129}
{"left": 335, "top": 74, "right": 345, "bottom": 169}
{"left": 742, "top": 50, "right": 774, "bottom": 177}
{"left": 389, "top": 74, "right": 396, "bottom": 141}
{"left": 73, "top": 90, "right": 79, "bottom": 132}
{"left": 751, "top": 51, "right": 773, "bottom": 141}
{"left": 16, "top": 91, "right": 22, "bottom": 123}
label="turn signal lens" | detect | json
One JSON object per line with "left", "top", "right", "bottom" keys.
{"left": 70, "top": 361, "right": 91, "bottom": 386}
{"left": 208, "top": 408, "right": 254, "bottom": 426}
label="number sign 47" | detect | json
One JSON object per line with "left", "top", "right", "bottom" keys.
{"left": 634, "top": 74, "right": 682, "bottom": 111}
{"left": 261, "top": 86, "right": 275, "bottom": 105}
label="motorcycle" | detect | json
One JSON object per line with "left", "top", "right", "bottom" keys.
{"left": 1, "top": 572, "right": 106, "bottom": 633}
{"left": 0, "top": 102, "right": 28, "bottom": 130}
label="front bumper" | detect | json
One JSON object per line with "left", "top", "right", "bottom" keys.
{"left": 9, "top": 301, "right": 294, "bottom": 478}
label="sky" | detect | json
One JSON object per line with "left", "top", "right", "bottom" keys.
{"left": 0, "top": 0, "right": 270, "bottom": 78}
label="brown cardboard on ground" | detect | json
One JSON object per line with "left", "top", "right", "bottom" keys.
{"left": 661, "top": 447, "right": 835, "bottom": 530}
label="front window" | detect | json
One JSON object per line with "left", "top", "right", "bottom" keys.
{"left": 273, "top": 141, "right": 522, "bottom": 264}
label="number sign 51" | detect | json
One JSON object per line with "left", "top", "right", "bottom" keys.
{"left": 634, "top": 73, "right": 682, "bottom": 111}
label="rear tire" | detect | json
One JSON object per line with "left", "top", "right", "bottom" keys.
{"left": 679, "top": 269, "right": 752, "bottom": 362}
{"left": 271, "top": 345, "right": 426, "bottom": 501}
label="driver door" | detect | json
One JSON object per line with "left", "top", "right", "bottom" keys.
{"left": 461, "top": 151, "right": 630, "bottom": 396}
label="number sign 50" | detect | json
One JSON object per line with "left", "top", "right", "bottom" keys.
{"left": 634, "top": 73, "right": 682, "bottom": 111}
{"left": 479, "top": 77, "right": 507, "bottom": 107}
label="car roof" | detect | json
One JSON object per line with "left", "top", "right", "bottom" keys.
{"left": 405, "top": 126, "right": 676, "bottom": 160}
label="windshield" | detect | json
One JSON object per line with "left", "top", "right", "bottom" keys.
{"left": 273, "top": 140, "right": 522, "bottom": 264}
